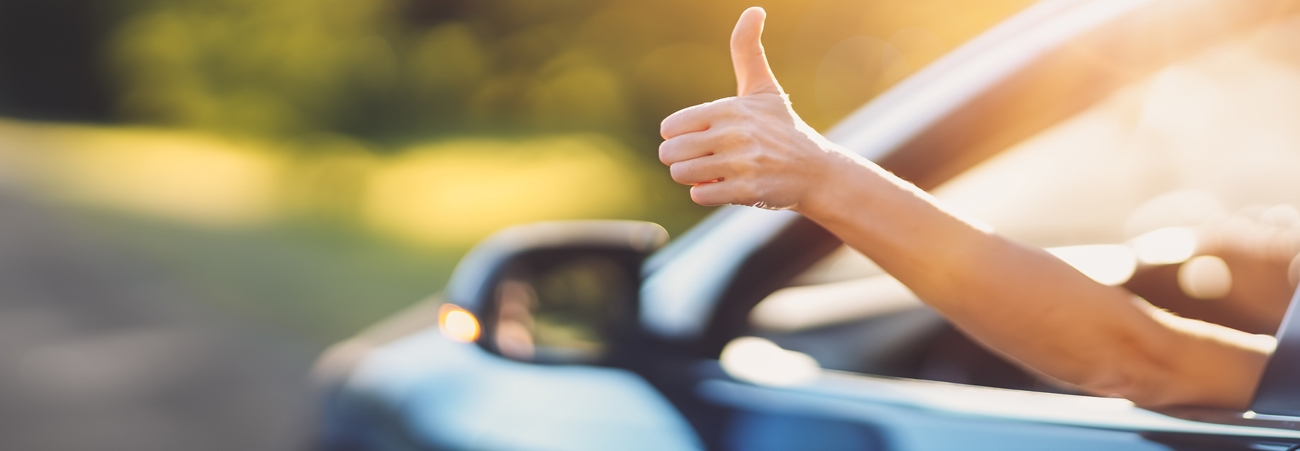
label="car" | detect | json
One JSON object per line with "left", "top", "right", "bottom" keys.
{"left": 313, "top": 0, "right": 1300, "bottom": 449}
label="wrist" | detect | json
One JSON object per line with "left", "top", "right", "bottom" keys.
{"left": 793, "top": 148, "right": 882, "bottom": 223}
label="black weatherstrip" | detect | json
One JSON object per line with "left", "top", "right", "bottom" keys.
{"left": 1253, "top": 287, "right": 1300, "bottom": 416}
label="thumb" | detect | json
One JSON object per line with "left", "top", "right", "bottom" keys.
{"left": 731, "top": 7, "right": 783, "bottom": 97}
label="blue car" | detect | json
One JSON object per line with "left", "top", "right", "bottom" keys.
{"left": 314, "top": 0, "right": 1300, "bottom": 449}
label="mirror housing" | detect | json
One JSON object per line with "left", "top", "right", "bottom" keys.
{"left": 441, "top": 221, "right": 668, "bottom": 364}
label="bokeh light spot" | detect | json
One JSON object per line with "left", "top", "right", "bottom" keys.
{"left": 439, "top": 304, "right": 480, "bottom": 343}
{"left": 1178, "top": 255, "right": 1233, "bottom": 300}
{"left": 1131, "top": 227, "right": 1197, "bottom": 265}
{"left": 1048, "top": 244, "right": 1137, "bottom": 286}
{"left": 720, "top": 336, "right": 820, "bottom": 387}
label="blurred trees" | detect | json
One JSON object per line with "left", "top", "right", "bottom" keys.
{"left": 102, "top": 0, "right": 1034, "bottom": 148}
{"left": 104, "top": 0, "right": 729, "bottom": 146}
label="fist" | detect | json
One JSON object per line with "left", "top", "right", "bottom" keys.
{"left": 658, "top": 7, "right": 857, "bottom": 210}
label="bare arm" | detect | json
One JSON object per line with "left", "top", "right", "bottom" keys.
{"left": 804, "top": 156, "right": 1274, "bottom": 407}
{"left": 660, "top": 7, "right": 1276, "bottom": 409}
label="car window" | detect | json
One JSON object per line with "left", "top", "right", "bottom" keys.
{"left": 734, "top": 15, "right": 1300, "bottom": 390}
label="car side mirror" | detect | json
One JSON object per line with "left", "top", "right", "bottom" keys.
{"left": 439, "top": 221, "right": 668, "bottom": 364}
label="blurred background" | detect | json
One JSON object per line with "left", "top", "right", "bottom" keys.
{"left": 0, "top": 0, "right": 1033, "bottom": 449}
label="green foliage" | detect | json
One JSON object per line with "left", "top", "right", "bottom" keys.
{"left": 105, "top": 0, "right": 1035, "bottom": 146}
{"left": 108, "top": 0, "right": 402, "bottom": 137}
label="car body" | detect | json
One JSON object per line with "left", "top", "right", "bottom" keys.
{"left": 314, "top": 0, "right": 1300, "bottom": 449}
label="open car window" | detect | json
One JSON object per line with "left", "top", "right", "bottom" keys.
{"left": 741, "top": 15, "right": 1300, "bottom": 389}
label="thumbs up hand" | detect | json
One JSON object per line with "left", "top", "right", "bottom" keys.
{"left": 659, "top": 7, "right": 862, "bottom": 210}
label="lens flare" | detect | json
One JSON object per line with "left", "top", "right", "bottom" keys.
{"left": 439, "top": 304, "right": 480, "bottom": 342}
{"left": 1130, "top": 227, "right": 1197, "bottom": 265}
{"left": 1178, "top": 255, "right": 1232, "bottom": 300}
{"left": 1048, "top": 244, "right": 1137, "bottom": 286}
{"left": 720, "top": 336, "right": 820, "bottom": 387}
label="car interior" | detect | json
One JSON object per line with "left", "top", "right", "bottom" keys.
{"left": 741, "top": 14, "right": 1300, "bottom": 396}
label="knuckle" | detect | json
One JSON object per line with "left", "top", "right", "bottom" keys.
{"left": 725, "top": 104, "right": 747, "bottom": 121}
{"left": 724, "top": 152, "right": 755, "bottom": 175}
{"left": 659, "top": 117, "right": 677, "bottom": 139}
{"left": 669, "top": 163, "right": 686, "bottom": 182}
{"left": 711, "top": 98, "right": 740, "bottom": 119}
{"left": 720, "top": 128, "right": 753, "bottom": 149}
{"left": 658, "top": 140, "right": 674, "bottom": 165}
{"left": 689, "top": 185, "right": 711, "bottom": 205}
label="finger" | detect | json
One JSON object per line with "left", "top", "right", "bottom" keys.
{"left": 690, "top": 180, "right": 735, "bottom": 206}
{"left": 1289, "top": 253, "right": 1300, "bottom": 288}
{"left": 661, "top": 101, "right": 720, "bottom": 140}
{"left": 669, "top": 156, "right": 730, "bottom": 185}
{"left": 731, "top": 7, "right": 783, "bottom": 97}
{"left": 659, "top": 130, "right": 719, "bottom": 165}
{"left": 1260, "top": 204, "right": 1300, "bottom": 227}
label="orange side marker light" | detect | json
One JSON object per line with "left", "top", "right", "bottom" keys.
{"left": 439, "top": 303, "right": 481, "bottom": 342}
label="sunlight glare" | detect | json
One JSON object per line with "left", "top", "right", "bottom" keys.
{"left": 1178, "top": 255, "right": 1232, "bottom": 300}
{"left": 751, "top": 275, "right": 921, "bottom": 332}
{"left": 720, "top": 337, "right": 820, "bottom": 387}
{"left": 363, "top": 135, "right": 642, "bottom": 247}
{"left": 1130, "top": 227, "right": 1197, "bottom": 265}
{"left": 1048, "top": 244, "right": 1137, "bottom": 286}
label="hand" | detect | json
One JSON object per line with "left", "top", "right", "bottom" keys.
{"left": 658, "top": 7, "right": 859, "bottom": 210}
{"left": 1195, "top": 206, "right": 1300, "bottom": 333}
{"left": 1128, "top": 206, "right": 1300, "bottom": 335}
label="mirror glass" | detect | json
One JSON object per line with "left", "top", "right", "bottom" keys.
{"left": 491, "top": 254, "right": 635, "bottom": 363}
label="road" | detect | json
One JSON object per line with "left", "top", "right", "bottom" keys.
{"left": 0, "top": 191, "right": 314, "bottom": 451}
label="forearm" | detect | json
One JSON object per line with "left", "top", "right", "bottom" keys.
{"left": 796, "top": 155, "right": 1274, "bottom": 408}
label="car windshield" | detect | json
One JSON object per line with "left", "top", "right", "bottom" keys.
{"left": 742, "top": 14, "right": 1300, "bottom": 390}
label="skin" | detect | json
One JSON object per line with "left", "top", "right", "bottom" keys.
{"left": 660, "top": 7, "right": 1278, "bottom": 409}
{"left": 1127, "top": 212, "right": 1300, "bottom": 336}
{"left": 1194, "top": 209, "right": 1300, "bottom": 332}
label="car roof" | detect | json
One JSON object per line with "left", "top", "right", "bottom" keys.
{"left": 640, "top": 0, "right": 1300, "bottom": 347}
